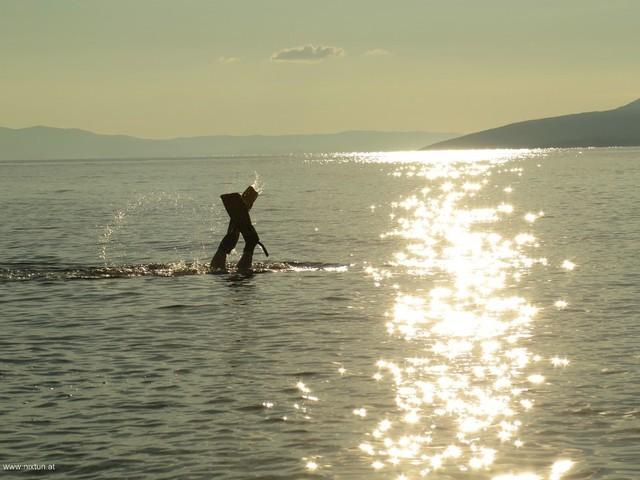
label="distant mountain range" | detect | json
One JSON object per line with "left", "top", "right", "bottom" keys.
{"left": 424, "top": 99, "right": 640, "bottom": 150}
{"left": 0, "top": 126, "right": 456, "bottom": 160}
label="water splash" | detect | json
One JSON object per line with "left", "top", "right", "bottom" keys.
{"left": 0, "top": 261, "right": 349, "bottom": 281}
{"left": 98, "top": 191, "right": 216, "bottom": 266}
{"left": 252, "top": 171, "right": 265, "bottom": 194}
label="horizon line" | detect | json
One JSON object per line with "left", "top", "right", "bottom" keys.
{"left": 0, "top": 124, "right": 461, "bottom": 141}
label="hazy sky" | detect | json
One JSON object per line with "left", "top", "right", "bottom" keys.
{"left": 1, "top": 0, "right": 638, "bottom": 137}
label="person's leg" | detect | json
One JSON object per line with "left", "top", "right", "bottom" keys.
{"left": 236, "top": 245, "right": 255, "bottom": 272}
{"left": 210, "top": 222, "right": 240, "bottom": 270}
{"left": 235, "top": 244, "right": 256, "bottom": 271}
{"left": 235, "top": 223, "right": 259, "bottom": 271}
{"left": 236, "top": 227, "right": 261, "bottom": 271}
{"left": 211, "top": 186, "right": 259, "bottom": 270}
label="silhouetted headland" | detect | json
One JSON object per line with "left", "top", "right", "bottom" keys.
{"left": 424, "top": 99, "right": 640, "bottom": 150}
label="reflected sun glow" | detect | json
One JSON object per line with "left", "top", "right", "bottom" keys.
{"left": 360, "top": 150, "right": 573, "bottom": 479}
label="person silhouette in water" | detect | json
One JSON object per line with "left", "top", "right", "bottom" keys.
{"left": 210, "top": 186, "right": 260, "bottom": 272}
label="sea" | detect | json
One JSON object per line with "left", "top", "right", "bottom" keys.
{"left": 1, "top": 148, "right": 639, "bottom": 479}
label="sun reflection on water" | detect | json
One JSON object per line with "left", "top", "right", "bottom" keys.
{"left": 361, "top": 150, "right": 573, "bottom": 479}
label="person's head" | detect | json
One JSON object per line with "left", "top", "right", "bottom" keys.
{"left": 241, "top": 186, "right": 259, "bottom": 209}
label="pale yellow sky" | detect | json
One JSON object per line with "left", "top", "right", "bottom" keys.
{"left": 1, "top": 0, "right": 638, "bottom": 137}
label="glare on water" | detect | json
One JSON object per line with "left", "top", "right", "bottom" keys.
{"left": 358, "top": 150, "right": 574, "bottom": 479}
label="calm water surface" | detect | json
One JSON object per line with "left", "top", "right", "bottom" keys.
{"left": 1, "top": 149, "right": 639, "bottom": 479}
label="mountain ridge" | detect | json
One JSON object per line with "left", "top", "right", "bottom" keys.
{"left": 424, "top": 99, "right": 640, "bottom": 150}
{"left": 0, "top": 126, "right": 456, "bottom": 160}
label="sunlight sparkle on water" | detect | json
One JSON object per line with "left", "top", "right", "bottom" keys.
{"left": 296, "top": 381, "right": 310, "bottom": 393}
{"left": 527, "top": 374, "right": 545, "bottom": 384}
{"left": 551, "top": 357, "right": 570, "bottom": 367}
{"left": 554, "top": 300, "right": 568, "bottom": 309}
{"left": 550, "top": 459, "right": 574, "bottom": 479}
{"left": 359, "top": 149, "right": 571, "bottom": 478}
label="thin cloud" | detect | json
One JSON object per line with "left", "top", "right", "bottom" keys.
{"left": 270, "top": 44, "right": 345, "bottom": 63}
{"left": 364, "top": 49, "right": 390, "bottom": 57}
{"left": 218, "top": 56, "right": 239, "bottom": 64}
